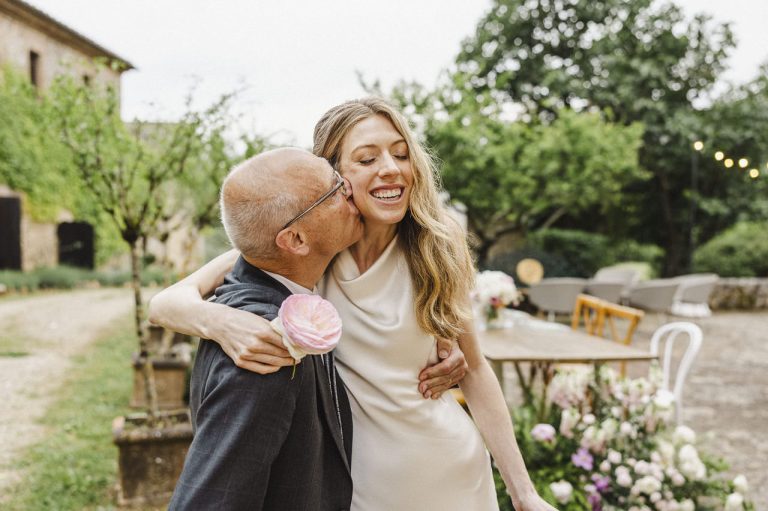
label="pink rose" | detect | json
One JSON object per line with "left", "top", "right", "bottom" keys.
{"left": 270, "top": 294, "right": 342, "bottom": 362}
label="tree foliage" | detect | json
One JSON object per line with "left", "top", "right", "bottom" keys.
{"left": 452, "top": 0, "right": 739, "bottom": 274}
{"left": 430, "top": 106, "right": 646, "bottom": 261}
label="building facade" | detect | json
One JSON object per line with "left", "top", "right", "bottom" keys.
{"left": 0, "top": 0, "right": 132, "bottom": 270}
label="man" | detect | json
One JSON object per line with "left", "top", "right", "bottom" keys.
{"left": 169, "top": 148, "right": 362, "bottom": 510}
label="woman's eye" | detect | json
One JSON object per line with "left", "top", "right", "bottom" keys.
{"left": 359, "top": 158, "right": 375, "bottom": 165}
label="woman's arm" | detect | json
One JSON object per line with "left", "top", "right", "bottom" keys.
{"left": 147, "top": 250, "right": 294, "bottom": 374}
{"left": 458, "top": 315, "right": 558, "bottom": 511}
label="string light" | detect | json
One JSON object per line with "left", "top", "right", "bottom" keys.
{"left": 724, "top": 159, "right": 734, "bottom": 168}
{"left": 693, "top": 141, "right": 704, "bottom": 151}
{"left": 750, "top": 169, "right": 760, "bottom": 179}
{"left": 714, "top": 151, "right": 724, "bottom": 161}
{"left": 738, "top": 158, "right": 749, "bottom": 168}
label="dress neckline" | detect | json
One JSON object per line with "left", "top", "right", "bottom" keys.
{"left": 334, "top": 235, "right": 399, "bottom": 282}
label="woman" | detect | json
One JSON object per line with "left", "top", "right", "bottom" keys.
{"left": 150, "top": 97, "right": 556, "bottom": 511}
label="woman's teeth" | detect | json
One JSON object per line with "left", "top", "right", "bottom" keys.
{"left": 371, "top": 189, "right": 402, "bottom": 199}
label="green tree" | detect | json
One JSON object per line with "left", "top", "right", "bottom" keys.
{"left": 455, "top": 0, "right": 736, "bottom": 274}
{"left": 431, "top": 107, "right": 646, "bottom": 263}
{"left": 50, "top": 75, "right": 232, "bottom": 417}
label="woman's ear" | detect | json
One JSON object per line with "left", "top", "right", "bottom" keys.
{"left": 275, "top": 227, "right": 310, "bottom": 256}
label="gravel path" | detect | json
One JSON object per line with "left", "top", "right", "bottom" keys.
{"left": 0, "top": 288, "right": 141, "bottom": 497}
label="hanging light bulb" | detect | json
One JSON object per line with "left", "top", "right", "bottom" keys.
{"left": 714, "top": 151, "right": 725, "bottom": 161}
{"left": 724, "top": 159, "right": 734, "bottom": 168}
{"left": 738, "top": 158, "right": 749, "bottom": 168}
{"left": 693, "top": 141, "right": 704, "bottom": 151}
{"left": 750, "top": 169, "right": 760, "bottom": 179}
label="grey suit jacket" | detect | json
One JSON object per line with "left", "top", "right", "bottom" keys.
{"left": 168, "top": 257, "right": 353, "bottom": 511}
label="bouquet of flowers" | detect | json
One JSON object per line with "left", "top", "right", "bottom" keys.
{"left": 473, "top": 270, "right": 521, "bottom": 323}
{"left": 497, "top": 365, "right": 755, "bottom": 511}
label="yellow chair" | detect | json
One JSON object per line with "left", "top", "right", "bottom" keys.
{"left": 571, "top": 294, "right": 606, "bottom": 335}
{"left": 602, "top": 302, "right": 644, "bottom": 376}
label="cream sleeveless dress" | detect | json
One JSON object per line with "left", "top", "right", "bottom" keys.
{"left": 320, "top": 236, "right": 498, "bottom": 511}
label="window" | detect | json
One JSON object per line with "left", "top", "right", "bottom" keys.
{"left": 29, "top": 51, "right": 40, "bottom": 88}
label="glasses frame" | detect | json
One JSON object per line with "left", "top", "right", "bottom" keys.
{"left": 282, "top": 170, "right": 346, "bottom": 230}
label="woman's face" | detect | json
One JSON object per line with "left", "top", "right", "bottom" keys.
{"left": 337, "top": 114, "right": 414, "bottom": 229}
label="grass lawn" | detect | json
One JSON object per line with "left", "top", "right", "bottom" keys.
{"left": 4, "top": 319, "right": 136, "bottom": 511}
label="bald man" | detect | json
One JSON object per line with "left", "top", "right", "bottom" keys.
{"left": 169, "top": 148, "right": 361, "bottom": 511}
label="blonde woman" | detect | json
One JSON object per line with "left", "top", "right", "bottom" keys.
{"left": 149, "top": 98, "right": 556, "bottom": 511}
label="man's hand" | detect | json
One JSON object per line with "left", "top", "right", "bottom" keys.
{"left": 417, "top": 338, "right": 468, "bottom": 399}
{"left": 213, "top": 307, "right": 295, "bottom": 374}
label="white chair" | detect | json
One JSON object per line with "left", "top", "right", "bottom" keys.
{"left": 650, "top": 322, "right": 703, "bottom": 425}
{"left": 627, "top": 279, "right": 680, "bottom": 315}
{"left": 593, "top": 266, "right": 641, "bottom": 286}
{"left": 584, "top": 281, "right": 625, "bottom": 304}
{"left": 671, "top": 274, "right": 718, "bottom": 318}
{"left": 527, "top": 278, "right": 587, "bottom": 321}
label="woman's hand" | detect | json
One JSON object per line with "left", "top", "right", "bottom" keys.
{"left": 210, "top": 305, "right": 295, "bottom": 374}
{"left": 417, "top": 338, "right": 468, "bottom": 399}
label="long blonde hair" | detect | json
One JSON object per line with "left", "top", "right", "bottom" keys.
{"left": 313, "top": 97, "right": 475, "bottom": 339}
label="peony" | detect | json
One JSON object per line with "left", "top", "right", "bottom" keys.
{"left": 607, "top": 449, "right": 622, "bottom": 465}
{"left": 559, "top": 408, "right": 580, "bottom": 438}
{"left": 615, "top": 466, "right": 633, "bottom": 488}
{"left": 678, "top": 499, "right": 695, "bottom": 511}
{"left": 673, "top": 425, "right": 696, "bottom": 445}
{"left": 724, "top": 492, "right": 744, "bottom": 511}
{"left": 678, "top": 444, "right": 706, "bottom": 480}
{"left": 549, "top": 480, "right": 573, "bottom": 504}
{"left": 633, "top": 475, "right": 662, "bottom": 495}
{"left": 733, "top": 474, "right": 748, "bottom": 494}
{"left": 653, "top": 389, "right": 675, "bottom": 409}
{"left": 531, "top": 423, "right": 556, "bottom": 443}
{"left": 271, "top": 294, "right": 342, "bottom": 362}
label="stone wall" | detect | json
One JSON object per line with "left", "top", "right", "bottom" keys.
{"left": 710, "top": 278, "right": 768, "bottom": 310}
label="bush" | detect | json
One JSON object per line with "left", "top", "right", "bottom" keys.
{"left": 0, "top": 265, "right": 172, "bottom": 293}
{"left": 32, "top": 266, "right": 94, "bottom": 289}
{"left": 693, "top": 222, "right": 768, "bottom": 277}
{"left": 0, "top": 270, "right": 40, "bottom": 292}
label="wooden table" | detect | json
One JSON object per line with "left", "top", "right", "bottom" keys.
{"left": 478, "top": 316, "right": 657, "bottom": 404}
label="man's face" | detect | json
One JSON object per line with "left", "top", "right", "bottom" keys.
{"left": 299, "top": 157, "right": 363, "bottom": 256}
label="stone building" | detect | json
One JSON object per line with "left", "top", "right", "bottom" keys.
{"left": 0, "top": 0, "right": 132, "bottom": 270}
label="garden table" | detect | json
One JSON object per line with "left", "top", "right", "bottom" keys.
{"left": 478, "top": 315, "right": 657, "bottom": 405}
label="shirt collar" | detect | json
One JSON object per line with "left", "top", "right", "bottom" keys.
{"left": 261, "top": 269, "right": 317, "bottom": 295}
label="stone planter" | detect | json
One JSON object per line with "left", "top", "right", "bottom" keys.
{"left": 112, "top": 409, "right": 193, "bottom": 507}
{"left": 130, "top": 354, "right": 189, "bottom": 410}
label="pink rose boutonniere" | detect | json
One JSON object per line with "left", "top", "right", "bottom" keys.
{"left": 270, "top": 295, "right": 342, "bottom": 377}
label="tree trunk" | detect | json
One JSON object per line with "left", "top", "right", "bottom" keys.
{"left": 129, "top": 241, "right": 159, "bottom": 419}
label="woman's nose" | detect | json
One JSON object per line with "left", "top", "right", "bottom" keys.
{"left": 378, "top": 153, "right": 400, "bottom": 177}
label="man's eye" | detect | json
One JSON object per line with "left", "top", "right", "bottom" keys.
{"left": 394, "top": 154, "right": 409, "bottom": 160}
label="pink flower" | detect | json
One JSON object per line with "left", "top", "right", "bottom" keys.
{"left": 572, "top": 447, "right": 594, "bottom": 471}
{"left": 271, "top": 295, "right": 342, "bottom": 362}
{"left": 531, "top": 423, "right": 556, "bottom": 443}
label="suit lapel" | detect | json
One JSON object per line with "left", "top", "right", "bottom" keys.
{"left": 313, "top": 356, "right": 351, "bottom": 474}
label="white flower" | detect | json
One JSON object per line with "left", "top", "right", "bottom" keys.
{"left": 583, "top": 413, "right": 596, "bottom": 425}
{"left": 724, "top": 492, "right": 744, "bottom": 511}
{"left": 653, "top": 390, "right": 675, "bottom": 409}
{"left": 620, "top": 421, "right": 636, "bottom": 438}
{"left": 657, "top": 440, "right": 676, "bottom": 465}
{"left": 671, "top": 472, "right": 685, "bottom": 486}
{"left": 635, "top": 460, "right": 651, "bottom": 475}
{"left": 549, "top": 480, "right": 573, "bottom": 504}
{"left": 673, "top": 425, "right": 696, "bottom": 445}
{"left": 608, "top": 449, "right": 622, "bottom": 464}
{"left": 650, "top": 492, "right": 662, "bottom": 503}
{"left": 559, "top": 408, "right": 580, "bottom": 438}
{"left": 600, "top": 460, "right": 612, "bottom": 472}
{"left": 473, "top": 271, "right": 520, "bottom": 307}
{"left": 633, "top": 475, "right": 662, "bottom": 495}
{"left": 733, "top": 474, "right": 748, "bottom": 494}
{"left": 678, "top": 499, "right": 695, "bottom": 511}
{"left": 616, "top": 466, "right": 633, "bottom": 487}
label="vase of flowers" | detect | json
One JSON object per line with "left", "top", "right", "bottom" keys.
{"left": 472, "top": 270, "right": 521, "bottom": 330}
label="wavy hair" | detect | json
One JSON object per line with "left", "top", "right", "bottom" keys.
{"left": 313, "top": 97, "right": 475, "bottom": 339}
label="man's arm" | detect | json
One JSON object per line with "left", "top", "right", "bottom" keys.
{"left": 169, "top": 346, "right": 302, "bottom": 511}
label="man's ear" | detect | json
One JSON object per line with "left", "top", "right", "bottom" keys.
{"left": 275, "top": 227, "right": 310, "bottom": 256}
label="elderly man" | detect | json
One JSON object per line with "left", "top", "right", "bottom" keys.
{"left": 168, "top": 148, "right": 362, "bottom": 510}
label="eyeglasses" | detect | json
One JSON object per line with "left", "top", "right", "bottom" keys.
{"left": 282, "top": 170, "right": 348, "bottom": 229}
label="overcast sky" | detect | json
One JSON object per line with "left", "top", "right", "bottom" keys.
{"left": 26, "top": 0, "right": 768, "bottom": 147}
